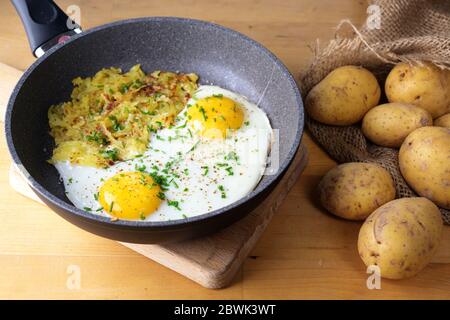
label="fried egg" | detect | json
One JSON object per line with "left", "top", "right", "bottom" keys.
{"left": 54, "top": 85, "right": 273, "bottom": 221}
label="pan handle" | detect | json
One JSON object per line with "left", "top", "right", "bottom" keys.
{"left": 11, "top": 0, "right": 82, "bottom": 57}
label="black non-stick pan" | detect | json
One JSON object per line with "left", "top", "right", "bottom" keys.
{"left": 5, "top": 0, "right": 304, "bottom": 243}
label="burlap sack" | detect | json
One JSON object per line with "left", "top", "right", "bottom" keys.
{"left": 301, "top": 0, "right": 450, "bottom": 224}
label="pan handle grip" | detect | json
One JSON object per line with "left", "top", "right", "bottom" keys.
{"left": 11, "top": 0, "right": 81, "bottom": 57}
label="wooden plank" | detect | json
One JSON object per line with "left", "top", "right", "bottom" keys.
{"left": 121, "top": 145, "right": 307, "bottom": 288}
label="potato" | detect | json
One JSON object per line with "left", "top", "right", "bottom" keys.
{"left": 306, "top": 65, "right": 381, "bottom": 125}
{"left": 399, "top": 126, "right": 450, "bottom": 209}
{"left": 362, "top": 103, "right": 433, "bottom": 147}
{"left": 434, "top": 113, "right": 450, "bottom": 128}
{"left": 318, "top": 163, "right": 396, "bottom": 220}
{"left": 385, "top": 62, "right": 450, "bottom": 119}
{"left": 358, "top": 197, "right": 443, "bottom": 279}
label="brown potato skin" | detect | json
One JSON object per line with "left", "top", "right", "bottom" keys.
{"left": 358, "top": 197, "right": 443, "bottom": 280}
{"left": 385, "top": 62, "right": 450, "bottom": 119}
{"left": 434, "top": 113, "right": 450, "bottom": 128}
{"left": 306, "top": 66, "right": 381, "bottom": 125}
{"left": 318, "top": 163, "right": 396, "bottom": 221}
{"left": 362, "top": 103, "right": 433, "bottom": 148}
{"left": 399, "top": 126, "right": 450, "bottom": 209}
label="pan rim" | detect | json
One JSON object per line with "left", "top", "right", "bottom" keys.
{"left": 5, "top": 16, "right": 304, "bottom": 229}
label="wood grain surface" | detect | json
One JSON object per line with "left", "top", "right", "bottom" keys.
{"left": 0, "top": 0, "right": 449, "bottom": 299}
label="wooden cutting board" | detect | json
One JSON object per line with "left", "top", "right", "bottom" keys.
{"left": 0, "top": 62, "right": 308, "bottom": 289}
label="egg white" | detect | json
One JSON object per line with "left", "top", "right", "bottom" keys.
{"left": 55, "top": 85, "right": 273, "bottom": 221}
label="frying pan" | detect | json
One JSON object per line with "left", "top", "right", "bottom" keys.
{"left": 5, "top": 0, "right": 304, "bottom": 243}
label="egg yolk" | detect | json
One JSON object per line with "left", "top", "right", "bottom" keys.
{"left": 187, "top": 96, "right": 244, "bottom": 139}
{"left": 98, "top": 172, "right": 162, "bottom": 220}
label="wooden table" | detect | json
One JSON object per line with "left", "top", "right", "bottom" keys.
{"left": 0, "top": 0, "right": 449, "bottom": 299}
